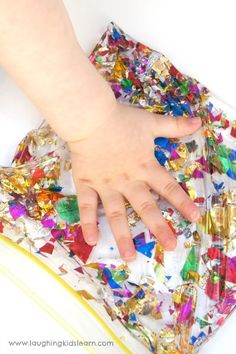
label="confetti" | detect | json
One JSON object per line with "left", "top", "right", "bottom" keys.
{"left": 9, "top": 203, "right": 27, "bottom": 220}
{"left": 55, "top": 195, "right": 80, "bottom": 224}
{"left": 1, "top": 22, "right": 236, "bottom": 354}
{"left": 133, "top": 232, "right": 155, "bottom": 258}
{"left": 181, "top": 246, "right": 199, "bottom": 282}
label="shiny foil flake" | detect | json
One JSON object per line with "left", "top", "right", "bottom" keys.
{"left": 1, "top": 22, "right": 236, "bottom": 354}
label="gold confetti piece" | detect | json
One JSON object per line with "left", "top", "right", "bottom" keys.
{"left": 113, "top": 55, "right": 127, "bottom": 80}
{"left": 200, "top": 204, "right": 236, "bottom": 239}
{"left": 77, "top": 290, "right": 95, "bottom": 300}
{"left": 1, "top": 174, "right": 30, "bottom": 194}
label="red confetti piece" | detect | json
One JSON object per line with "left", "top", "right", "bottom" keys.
{"left": 69, "top": 226, "right": 94, "bottom": 263}
{"left": 230, "top": 121, "right": 236, "bottom": 138}
{"left": 39, "top": 242, "right": 54, "bottom": 254}
{"left": 32, "top": 167, "right": 46, "bottom": 180}
{"left": 194, "top": 197, "right": 205, "bottom": 203}
{"left": 205, "top": 277, "right": 223, "bottom": 301}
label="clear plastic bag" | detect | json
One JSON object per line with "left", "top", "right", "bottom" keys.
{"left": 1, "top": 22, "right": 236, "bottom": 354}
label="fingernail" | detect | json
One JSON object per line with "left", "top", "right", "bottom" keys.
{"left": 190, "top": 208, "right": 201, "bottom": 222}
{"left": 164, "top": 237, "right": 177, "bottom": 251}
{"left": 123, "top": 250, "right": 136, "bottom": 260}
{"left": 86, "top": 237, "right": 96, "bottom": 245}
{"left": 190, "top": 117, "right": 201, "bottom": 124}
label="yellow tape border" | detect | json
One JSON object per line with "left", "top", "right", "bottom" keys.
{"left": 0, "top": 234, "right": 132, "bottom": 354}
{"left": 0, "top": 262, "right": 97, "bottom": 354}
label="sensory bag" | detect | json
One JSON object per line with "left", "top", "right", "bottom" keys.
{"left": 1, "top": 22, "right": 236, "bottom": 354}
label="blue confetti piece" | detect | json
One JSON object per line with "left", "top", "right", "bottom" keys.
{"left": 129, "top": 313, "right": 137, "bottom": 321}
{"left": 227, "top": 169, "right": 236, "bottom": 180}
{"left": 155, "top": 137, "right": 179, "bottom": 150}
{"left": 213, "top": 181, "right": 224, "bottom": 192}
{"left": 199, "top": 332, "right": 207, "bottom": 339}
{"left": 123, "top": 86, "right": 133, "bottom": 94}
{"left": 134, "top": 288, "right": 145, "bottom": 299}
{"left": 191, "top": 331, "right": 206, "bottom": 346}
{"left": 229, "top": 149, "right": 236, "bottom": 161}
{"left": 49, "top": 185, "right": 63, "bottom": 192}
{"left": 154, "top": 137, "right": 169, "bottom": 148}
{"left": 180, "top": 102, "right": 192, "bottom": 115}
{"left": 172, "top": 104, "right": 184, "bottom": 116}
{"left": 147, "top": 337, "right": 156, "bottom": 353}
{"left": 133, "top": 232, "right": 145, "bottom": 247}
{"left": 154, "top": 150, "right": 168, "bottom": 166}
{"left": 207, "top": 102, "right": 214, "bottom": 111}
{"left": 190, "top": 336, "right": 197, "bottom": 345}
{"left": 112, "top": 28, "right": 121, "bottom": 40}
{"left": 135, "top": 241, "right": 155, "bottom": 258}
{"left": 167, "top": 94, "right": 177, "bottom": 105}
{"left": 103, "top": 268, "right": 122, "bottom": 289}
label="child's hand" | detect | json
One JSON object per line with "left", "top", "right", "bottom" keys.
{"left": 68, "top": 102, "right": 202, "bottom": 261}
{"left": 0, "top": 1, "right": 201, "bottom": 261}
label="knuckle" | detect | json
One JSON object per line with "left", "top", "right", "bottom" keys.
{"left": 139, "top": 159, "right": 154, "bottom": 171}
{"left": 116, "top": 234, "right": 130, "bottom": 241}
{"left": 162, "top": 180, "right": 178, "bottom": 195}
{"left": 178, "top": 198, "right": 190, "bottom": 212}
{"left": 156, "top": 223, "right": 169, "bottom": 234}
{"left": 139, "top": 161, "right": 149, "bottom": 170}
{"left": 139, "top": 200, "right": 156, "bottom": 213}
{"left": 102, "top": 177, "right": 112, "bottom": 184}
{"left": 77, "top": 178, "right": 94, "bottom": 187}
{"left": 79, "top": 202, "right": 94, "bottom": 212}
{"left": 107, "top": 209, "right": 125, "bottom": 220}
{"left": 81, "top": 221, "right": 95, "bottom": 229}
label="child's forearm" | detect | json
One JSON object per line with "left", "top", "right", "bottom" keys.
{"left": 0, "top": 0, "right": 116, "bottom": 141}
{"left": 0, "top": 1, "right": 202, "bottom": 259}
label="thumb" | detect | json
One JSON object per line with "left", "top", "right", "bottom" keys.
{"left": 150, "top": 114, "right": 202, "bottom": 138}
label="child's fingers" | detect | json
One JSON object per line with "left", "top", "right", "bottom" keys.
{"left": 150, "top": 114, "right": 202, "bottom": 138}
{"left": 98, "top": 188, "right": 137, "bottom": 261}
{"left": 122, "top": 181, "right": 177, "bottom": 251}
{"left": 76, "top": 181, "right": 99, "bottom": 246}
{"left": 145, "top": 161, "right": 200, "bottom": 222}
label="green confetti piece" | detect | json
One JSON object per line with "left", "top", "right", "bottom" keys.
{"left": 180, "top": 81, "right": 189, "bottom": 95}
{"left": 216, "top": 144, "right": 230, "bottom": 158}
{"left": 178, "top": 174, "right": 191, "bottom": 182}
{"left": 96, "top": 271, "right": 103, "bottom": 281}
{"left": 55, "top": 195, "right": 79, "bottom": 224}
{"left": 207, "top": 137, "right": 214, "bottom": 147}
{"left": 210, "top": 155, "right": 227, "bottom": 173}
{"left": 95, "top": 56, "right": 103, "bottom": 63}
{"left": 181, "top": 246, "right": 199, "bottom": 281}
{"left": 210, "top": 271, "right": 220, "bottom": 284}
{"left": 196, "top": 317, "right": 211, "bottom": 329}
{"left": 112, "top": 269, "right": 129, "bottom": 285}
{"left": 218, "top": 156, "right": 231, "bottom": 172}
{"left": 121, "top": 78, "right": 133, "bottom": 87}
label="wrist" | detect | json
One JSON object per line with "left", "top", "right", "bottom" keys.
{"left": 47, "top": 62, "right": 118, "bottom": 143}
{"left": 65, "top": 93, "right": 119, "bottom": 144}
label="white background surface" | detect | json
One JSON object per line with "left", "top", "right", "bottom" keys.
{"left": 0, "top": 0, "right": 236, "bottom": 353}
